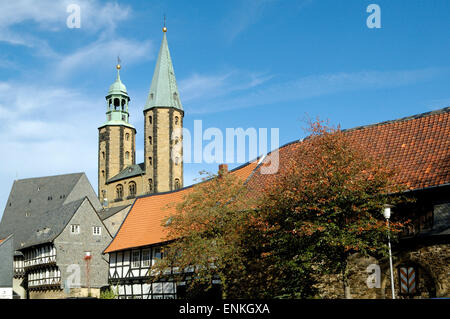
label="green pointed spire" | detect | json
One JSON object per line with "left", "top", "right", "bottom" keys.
{"left": 144, "top": 29, "right": 183, "bottom": 111}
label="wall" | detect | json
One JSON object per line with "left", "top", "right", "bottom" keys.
{"left": 0, "top": 236, "right": 13, "bottom": 288}
{"left": 103, "top": 206, "right": 132, "bottom": 236}
{"left": 54, "top": 199, "right": 112, "bottom": 294}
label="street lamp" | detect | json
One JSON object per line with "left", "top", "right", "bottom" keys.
{"left": 383, "top": 204, "right": 395, "bottom": 299}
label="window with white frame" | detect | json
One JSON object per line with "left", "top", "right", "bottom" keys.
{"left": 132, "top": 250, "right": 140, "bottom": 268}
{"left": 93, "top": 226, "right": 101, "bottom": 236}
{"left": 142, "top": 249, "right": 150, "bottom": 267}
{"left": 70, "top": 224, "right": 80, "bottom": 234}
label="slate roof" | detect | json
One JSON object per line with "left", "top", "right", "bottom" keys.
{"left": 107, "top": 163, "right": 145, "bottom": 184}
{"left": 98, "top": 204, "right": 131, "bottom": 221}
{"left": 104, "top": 160, "right": 260, "bottom": 253}
{"left": 19, "top": 198, "right": 86, "bottom": 249}
{"left": 0, "top": 172, "right": 100, "bottom": 250}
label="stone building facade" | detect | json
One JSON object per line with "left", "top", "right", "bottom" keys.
{"left": 0, "top": 173, "right": 112, "bottom": 299}
{"left": 98, "top": 28, "right": 184, "bottom": 209}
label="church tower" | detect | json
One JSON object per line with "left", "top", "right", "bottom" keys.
{"left": 143, "top": 26, "right": 184, "bottom": 193}
{"left": 98, "top": 63, "right": 136, "bottom": 205}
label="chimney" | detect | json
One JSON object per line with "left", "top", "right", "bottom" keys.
{"left": 218, "top": 164, "right": 228, "bottom": 176}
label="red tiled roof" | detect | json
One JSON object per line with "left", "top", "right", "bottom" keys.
{"left": 247, "top": 107, "right": 450, "bottom": 193}
{"left": 105, "top": 108, "right": 449, "bottom": 253}
{"left": 104, "top": 160, "right": 260, "bottom": 253}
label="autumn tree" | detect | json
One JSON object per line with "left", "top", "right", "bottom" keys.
{"left": 257, "top": 120, "right": 408, "bottom": 298}
{"left": 152, "top": 168, "right": 275, "bottom": 299}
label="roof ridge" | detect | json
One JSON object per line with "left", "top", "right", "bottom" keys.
{"left": 14, "top": 172, "right": 84, "bottom": 183}
{"left": 134, "top": 159, "right": 260, "bottom": 201}
{"left": 343, "top": 106, "right": 450, "bottom": 133}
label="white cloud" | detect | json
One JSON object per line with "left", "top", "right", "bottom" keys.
{"left": 182, "top": 68, "right": 443, "bottom": 114}
{"left": 0, "top": 81, "right": 102, "bottom": 217}
{"left": 224, "top": 0, "right": 278, "bottom": 42}
{"left": 0, "top": 0, "right": 132, "bottom": 58}
{"left": 179, "top": 70, "right": 273, "bottom": 106}
{"left": 0, "top": 0, "right": 131, "bottom": 34}
{"left": 53, "top": 37, "right": 153, "bottom": 79}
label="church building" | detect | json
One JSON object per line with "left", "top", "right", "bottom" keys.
{"left": 98, "top": 26, "right": 184, "bottom": 209}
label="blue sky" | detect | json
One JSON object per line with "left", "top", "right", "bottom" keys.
{"left": 0, "top": 0, "right": 449, "bottom": 217}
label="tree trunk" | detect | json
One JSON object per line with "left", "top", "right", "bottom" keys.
{"left": 342, "top": 263, "right": 352, "bottom": 299}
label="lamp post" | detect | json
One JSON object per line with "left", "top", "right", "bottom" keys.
{"left": 383, "top": 205, "right": 395, "bottom": 299}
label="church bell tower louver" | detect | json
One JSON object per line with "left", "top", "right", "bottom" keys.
{"left": 143, "top": 26, "right": 184, "bottom": 193}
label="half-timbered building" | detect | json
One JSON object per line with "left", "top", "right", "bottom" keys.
{"left": 0, "top": 173, "right": 112, "bottom": 299}
{"left": 104, "top": 161, "right": 259, "bottom": 299}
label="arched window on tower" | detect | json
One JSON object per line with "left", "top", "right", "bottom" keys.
{"left": 125, "top": 133, "right": 130, "bottom": 141}
{"left": 128, "top": 182, "right": 136, "bottom": 198}
{"left": 101, "top": 170, "right": 105, "bottom": 178}
{"left": 148, "top": 179, "right": 153, "bottom": 193}
{"left": 148, "top": 157, "right": 152, "bottom": 166}
{"left": 102, "top": 151, "right": 105, "bottom": 159}
{"left": 148, "top": 136, "right": 152, "bottom": 145}
{"left": 121, "top": 99, "right": 126, "bottom": 111}
{"left": 125, "top": 151, "right": 130, "bottom": 160}
{"left": 116, "top": 184, "right": 123, "bottom": 201}
{"left": 174, "top": 178, "right": 180, "bottom": 190}
{"left": 175, "top": 116, "right": 179, "bottom": 125}
{"left": 175, "top": 157, "right": 179, "bottom": 166}
{"left": 108, "top": 99, "right": 112, "bottom": 109}
{"left": 114, "top": 98, "right": 120, "bottom": 111}
{"left": 149, "top": 116, "right": 152, "bottom": 124}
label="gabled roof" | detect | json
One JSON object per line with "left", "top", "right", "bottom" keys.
{"left": 0, "top": 172, "right": 101, "bottom": 250}
{"left": 144, "top": 31, "right": 183, "bottom": 111}
{"left": 247, "top": 107, "right": 450, "bottom": 194}
{"left": 19, "top": 198, "right": 86, "bottom": 249}
{"left": 104, "top": 160, "right": 259, "bottom": 253}
{"left": 107, "top": 163, "right": 145, "bottom": 184}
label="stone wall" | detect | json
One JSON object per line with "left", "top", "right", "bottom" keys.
{"left": 103, "top": 205, "right": 132, "bottom": 236}
{"left": 54, "top": 199, "right": 112, "bottom": 291}
{"left": 30, "top": 287, "right": 101, "bottom": 299}
{"left": 314, "top": 243, "right": 449, "bottom": 299}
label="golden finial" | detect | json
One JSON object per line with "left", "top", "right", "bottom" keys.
{"left": 162, "top": 14, "right": 167, "bottom": 32}
{"left": 116, "top": 56, "right": 121, "bottom": 70}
